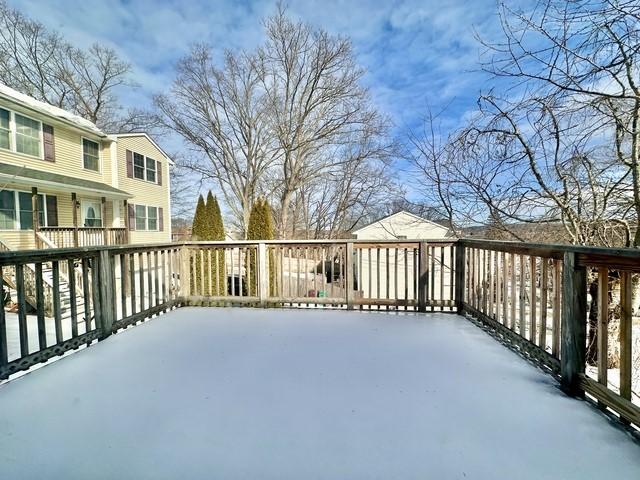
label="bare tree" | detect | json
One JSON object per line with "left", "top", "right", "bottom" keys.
{"left": 288, "top": 131, "right": 398, "bottom": 238}
{"left": 155, "top": 46, "right": 279, "bottom": 236}
{"left": 258, "top": 8, "right": 384, "bottom": 237}
{"left": 0, "top": 0, "right": 142, "bottom": 132}
{"left": 475, "top": 0, "right": 640, "bottom": 245}
{"left": 410, "top": 0, "right": 640, "bottom": 247}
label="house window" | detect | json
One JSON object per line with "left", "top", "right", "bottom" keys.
{"left": 81, "top": 200, "right": 102, "bottom": 227}
{"left": 14, "top": 113, "right": 41, "bottom": 157}
{"left": 17, "top": 192, "right": 45, "bottom": 230}
{"left": 0, "top": 190, "right": 16, "bottom": 229}
{"left": 146, "top": 158, "right": 156, "bottom": 183}
{"left": 0, "top": 190, "right": 53, "bottom": 230}
{"left": 133, "top": 152, "right": 145, "bottom": 179}
{"left": 83, "top": 138, "right": 100, "bottom": 171}
{"left": 147, "top": 206, "right": 158, "bottom": 231}
{"left": 0, "top": 108, "right": 10, "bottom": 150}
{"left": 135, "top": 205, "right": 147, "bottom": 230}
{"left": 130, "top": 151, "right": 159, "bottom": 184}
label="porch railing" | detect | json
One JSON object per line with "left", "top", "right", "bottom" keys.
{"left": 0, "top": 239, "right": 638, "bottom": 430}
{"left": 39, "top": 227, "right": 127, "bottom": 248}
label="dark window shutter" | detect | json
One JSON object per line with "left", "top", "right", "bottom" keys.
{"left": 46, "top": 195, "right": 58, "bottom": 226}
{"left": 126, "top": 150, "right": 133, "bottom": 178}
{"left": 128, "top": 203, "right": 136, "bottom": 231}
{"left": 156, "top": 160, "right": 162, "bottom": 186}
{"left": 43, "top": 124, "right": 55, "bottom": 162}
{"left": 159, "top": 207, "right": 164, "bottom": 231}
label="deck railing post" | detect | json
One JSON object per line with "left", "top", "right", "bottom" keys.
{"left": 455, "top": 241, "right": 466, "bottom": 313}
{"left": 179, "top": 245, "right": 191, "bottom": 302}
{"left": 97, "top": 249, "right": 115, "bottom": 340}
{"left": 345, "top": 241, "right": 354, "bottom": 310}
{"left": 257, "top": 242, "right": 268, "bottom": 306}
{"left": 560, "top": 251, "right": 587, "bottom": 397}
{"left": 418, "top": 242, "right": 428, "bottom": 312}
{"left": 71, "top": 193, "right": 79, "bottom": 247}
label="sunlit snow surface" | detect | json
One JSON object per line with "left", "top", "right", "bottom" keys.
{"left": 0, "top": 307, "right": 638, "bottom": 479}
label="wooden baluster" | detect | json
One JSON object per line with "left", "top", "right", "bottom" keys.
{"left": 488, "top": 250, "right": 494, "bottom": 318}
{"left": 68, "top": 259, "right": 78, "bottom": 337}
{"left": 0, "top": 265, "right": 7, "bottom": 377}
{"left": 510, "top": 253, "right": 517, "bottom": 330}
{"left": 519, "top": 254, "right": 526, "bottom": 337}
{"left": 82, "top": 258, "right": 92, "bottom": 332}
{"left": 552, "top": 259, "right": 561, "bottom": 357}
{"left": 34, "top": 263, "right": 46, "bottom": 350}
{"left": 619, "top": 270, "right": 632, "bottom": 421}
{"left": 440, "top": 246, "right": 445, "bottom": 311}
{"left": 495, "top": 250, "right": 501, "bottom": 322}
{"left": 154, "top": 250, "right": 160, "bottom": 306}
{"left": 375, "top": 247, "right": 381, "bottom": 306}
{"left": 138, "top": 252, "right": 145, "bottom": 313}
{"left": 597, "top": 267, "right": 609, "bottom": 402}
{"left": 239, "top": 247, "right": 244, "bottom": 298}
{"left": 129, "top": 254, "right": 137, "bottom": 315}
{"left": 539, "top": 259, "right": 548, "bottom": 347}
{"left": 530, "top": 256, "right": 537, "bottom": 343}
{"left": 52, "top": 261, "right": 63, "bottom": 344}
{"left": 120, "top": 254, "right": 127, "bottom": 319}
{"left": 15, "top": 264, "right": 28, "bottom": 356}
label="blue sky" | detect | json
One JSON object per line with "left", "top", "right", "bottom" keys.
{"left": 11, "top": 0, "right": 511, "bottom": 200}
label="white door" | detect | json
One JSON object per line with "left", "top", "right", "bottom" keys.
{"left": 81, "top": 199, "right": 102, "bottom": 227}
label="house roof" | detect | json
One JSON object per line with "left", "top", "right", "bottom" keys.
{"left": 0, "top": 83, "right": 107, "bottom": 138}
{"left": 108, "top": 132, "right": 175, "bottom": 165}
{"left": 352, "top": 210, "right": 451, "bottom": 234}
{"left": 0, "top": 163, "right": 132, "bottom": 199}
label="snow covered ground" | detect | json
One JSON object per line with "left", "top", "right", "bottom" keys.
{"left": 0, "top": 307, "right": 638, "bottom": 479}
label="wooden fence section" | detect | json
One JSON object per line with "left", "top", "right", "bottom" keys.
{"left": 0, "top": 238, "right": 637, "bottom": 430}
{"left": 39, "top": 227, "right": 128, "bottom": 248}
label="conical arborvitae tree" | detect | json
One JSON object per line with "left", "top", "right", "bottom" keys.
{"left": 190, "top": 195, "right": 207, "bottom": 294}
{"left": 246, "top": 198, "right": 276, "bottom": 296}
{"left": 205, "top": 191, "right": 226, "bottom": 295}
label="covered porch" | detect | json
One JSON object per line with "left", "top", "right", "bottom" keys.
{"left": 0, "top": 163, "right": 130, "bottom": 249}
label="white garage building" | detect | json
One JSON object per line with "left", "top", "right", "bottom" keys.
{"left": 351, "top": 211, "right": 453, "bottom": 305}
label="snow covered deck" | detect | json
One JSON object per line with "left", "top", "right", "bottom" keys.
{"left": 0, "top": 307, "right": 638, "bottom": 479}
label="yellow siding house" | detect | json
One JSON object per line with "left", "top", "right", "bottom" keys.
{"left": 0, "top": 84, "right": 173, "bottom": 250}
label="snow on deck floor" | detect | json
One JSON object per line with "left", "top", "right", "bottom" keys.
{"left": 0, "top": 308, "right": 638, "bottom": 480}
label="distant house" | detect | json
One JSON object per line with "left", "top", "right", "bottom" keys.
{"left": 351, "top": 211, "right": 453, "bottom": 303}
{"left": 352, "top": 210, "right": 452, "bottom": 240}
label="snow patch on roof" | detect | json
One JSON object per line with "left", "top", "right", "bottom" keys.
{"left": 0, "top": 83, "right": 106, "bottom": 137}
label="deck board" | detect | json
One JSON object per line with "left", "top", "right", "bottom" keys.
{"left": 0, "top": 307, "right": 638, "bottom": 479}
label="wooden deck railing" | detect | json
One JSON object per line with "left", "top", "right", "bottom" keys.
{"left": 39, "top": 227, "right": 127, "bottom": 248}
{"left": 0, "top": 239, "right": 638, "bottom": 430}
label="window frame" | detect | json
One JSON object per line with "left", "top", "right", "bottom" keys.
{"left": 133, "top": 204, "right": 160, "bottom": 231}
{"left": 0, "top": 107, "right": 44, "bottom": 159}
{"left": 0, "top": 107, "right": 11, "bottom": 151}
{"left": 147, "top": 206, "right": 158, "bottom": 231}
{"left": 135, "top": 204, "right": 147, "bottom": 230}
{"left": 0, "top": 189, "right": 50, "bottom": 231}
{"left": 133, "top": 152, "right": 146, "bottom": 180}
{"left": 81, "top": 136, "right": 101, "bottom": 172}
{"left": 130, "top": 150, "right": 159, "bottom": 184}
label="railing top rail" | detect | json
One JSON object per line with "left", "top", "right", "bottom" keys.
{"left": 40, "top": 226, "right": 126, "bottom": 231}
{"left": 2, "top": 238, "right": 640, "bottom": 269}
{"left": 459, "top": 238, "right": 640, "bottom": 267}
{"left": 182, "top": 238, "right": 457, "bottom": 246}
